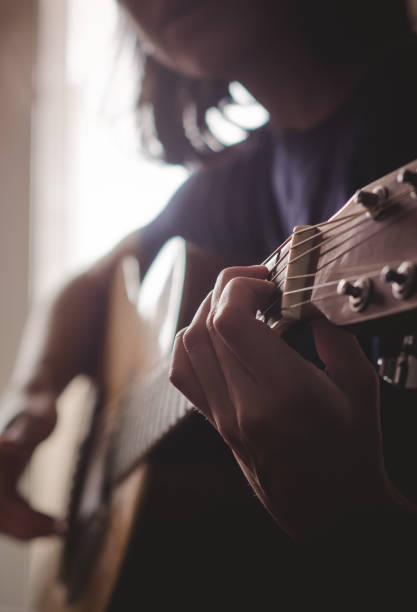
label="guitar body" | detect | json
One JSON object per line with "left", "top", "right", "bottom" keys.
{"left": 38, "top": 238, "right": 278, "bottom": 611}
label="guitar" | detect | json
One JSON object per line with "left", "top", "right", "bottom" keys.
{"left": 36, "top": 160, "right": 417, "bottom": 610}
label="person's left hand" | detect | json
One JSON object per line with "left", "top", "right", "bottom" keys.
{"left": 170, "top": 265, "right": 408, "bottom": 541}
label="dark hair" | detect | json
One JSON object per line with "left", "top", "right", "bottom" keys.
{"left": 134, "top": 0, "right": 413, "bottom": 166}
{"left": 137, "top": 53, "right": 235, "bottom": 166}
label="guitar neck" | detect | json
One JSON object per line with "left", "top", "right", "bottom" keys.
{"left": 109, "top": 356, "right": 191, "bottom": 485}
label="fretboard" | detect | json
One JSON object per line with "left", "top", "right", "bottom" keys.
{"left": 109, "top": 356, "right": 191, "bottom": 485}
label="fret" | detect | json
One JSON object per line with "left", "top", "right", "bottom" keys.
{"left": 152, "top": 368, "right": 170, "bottom": 444}
{"left": 109, "top": 356, "right": 192, "bottom": 485}
{"left": 154, "top": 376, "right": 171, "bottom": 445}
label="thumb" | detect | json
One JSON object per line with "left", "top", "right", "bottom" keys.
{"left": 0, "top": 495, "right": 64, "bottom": 540}
{"left": 1, "top": 394, "right": 57, "bottom": 452}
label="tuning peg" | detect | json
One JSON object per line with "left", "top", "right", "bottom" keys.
{"left": 337, "top": 280, "right": 362, "bottom": 298}
{"left": 353, "top": 186, "right": 388, "bottom": 219}
{"left": 337, "top": 277, "right": 372, "bottom": 312}
{"left": 381, "top": 261, "right": 416, "bottom": 299}
{"left": 397, "top": 167, "right": 417, "bottom": 190}
{"left": 353, "top": 189, "right": 379, "bottom": 208}
{"left": 382, "top": 267, "right": 406, "bottom": 285}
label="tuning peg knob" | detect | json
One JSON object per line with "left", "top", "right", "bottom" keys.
{"left": 397, "top": 167, "right": 417, "bottom": 190}
{"left": 337, "top": 280, "right": 362, "bottom": 298}
{"left": 381, "top": 261, "right": 416, "bottom": 299}
{"left": 354, "top": 189, "right": 379, "bottom": 207}
{"left": 353, "top": 186, "right": 388, "bottom": 219}
{"left": 337, "top": 277, "right": 372, "bottom": 312}
{"left": 382, "top": 267, "right": 406, "bottom": 285}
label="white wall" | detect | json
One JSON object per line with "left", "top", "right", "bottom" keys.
{"left": 0, "top": 1, "right": 38, "bottom": 610}
{"left": 0, "top": 0, "right": 35, "bottom": 389}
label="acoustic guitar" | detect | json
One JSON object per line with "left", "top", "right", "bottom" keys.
{"left": 37, "top": 159, "right": 417, "bottom": 610}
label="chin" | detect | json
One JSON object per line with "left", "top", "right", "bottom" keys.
{"left": 157, "top": 51, "right": 229, "bottom": 79}
{"left": 155, "top": 34, "right": 255, "bottom": 80}
{"left": 149, "top": 0, "right": 277, "bottom": 80}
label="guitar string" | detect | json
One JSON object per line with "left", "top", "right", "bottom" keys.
{"left": 274, "top": 211, "right": 366, "bottom": 255}
{"left": 265, "top": 256, "right": 415, "bottom": 321}
{"left": 261, "top": 203, "right": 396, "bottom": 265}
{"left": 263, "top": 210, "right": 366, "bottom": 272}
{"left": 262, "top": 195, "right": 397, "bottom": 269}
{"left": 281, "top": 266, "right": 392, "bottom": 297}
{"left": 272, "top": 261, "right": 407, "bottom": 316}
{"left": 279, "top": 194, "right": 408, "bottom": 283}
{"left": 260, "top": 209, "right": 376, "bottom": 275}
{"left": 112, "top": 358, "right": 190, "bottom": 483}
{"left": 261, "top": 202, "right": 415, "bottom": 317}
{"left": 284, "top": 258, "right": 408, "bottom": 280}
{"left": 269, "top": 207, "right": 393, "bottom": 283}
{"left": 272, "top": 182, "right": 410, "bottom": 249}
{"left": 280, "top": 292, "right": 344, "bottom": 313}
{"left": 271, "top": 214, "right": 372, "bottom": 284}
{"left": 268, "top": 188, "right": 411, "bottom": 284}
{"left": 273, "top": 193, "right": 413, "bottom": 289}
{"left": 291, "top": 198, "right": 416, "bottom": 284}
{"left": 271, "top": 211, "right": 391, "bottom": 287}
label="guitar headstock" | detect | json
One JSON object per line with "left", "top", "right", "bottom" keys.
{"left": 261, "top": 159, "right": 417, "bottom": 333}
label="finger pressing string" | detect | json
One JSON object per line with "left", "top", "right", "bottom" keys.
{"left": 211, "top": 265, "right": 269, "bottom": 308}
{"left": 211, "top": 276, "right": 301, "bottom": 387}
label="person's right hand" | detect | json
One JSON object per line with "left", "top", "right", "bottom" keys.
{"left": 0, "top": 389, "right": 63, "bottom": 539}
{"left": 0, "top": 230, "right": 146, "bottom": 541}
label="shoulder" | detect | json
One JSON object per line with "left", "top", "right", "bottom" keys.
{"left": 172, "top": 125, "right": 274, "bottom": 205}
{"left": 137, "top": 125, "right": 276, "bottom": 266}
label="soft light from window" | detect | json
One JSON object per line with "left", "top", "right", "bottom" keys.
{"left": 66, "top": 0, "right": 188, "bottom": 270}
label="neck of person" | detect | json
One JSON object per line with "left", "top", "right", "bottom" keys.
{"left": 237, "top": 44, "right": 371, "bottom": 134}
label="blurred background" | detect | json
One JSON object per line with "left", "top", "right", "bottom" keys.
{"left": 0, "top": 0, "right": 268, "bottom": 609}
{"left": 0, "top": 0, "right": 188, "bottom": 609}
